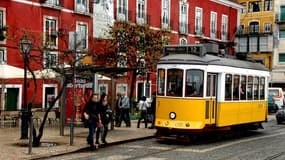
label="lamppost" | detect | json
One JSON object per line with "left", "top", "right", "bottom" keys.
{"left": 19, "top": 35, "right": 32, "bottom": 139}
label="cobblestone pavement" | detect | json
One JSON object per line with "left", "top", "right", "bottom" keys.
{"left": 0, "top": 120, "right": 155, "bottom": 160}
{"left": 0, "top": 115, "right": 276, "bottom": 160}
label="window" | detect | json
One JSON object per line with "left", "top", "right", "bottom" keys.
{"left": 77, "top": 23, "right": 87, "bottom": 50}
{"left": 195, "top": 7, "right": 203, "bottom": 35}
{"left": 157, "top": 69, "right": 165, "bottom": 96}
{"left": 259, "top": 36, "right": 268, "bottom": 52}
{"left": 279, "top": 53, "right": 285, "bottom": 63}
{"left": 136, "top": 0, "right": 146, "bottom": 24}
{"left": 75, "top": 0, "right": 88, "bottom": 13}
{"left": 264, "top": 23, "right": 272, "bottom": 33}
{"left": 180, "top": 38, "right": 187, "bottom": 45}
{"left": 233, "top": 75, "right": 240, "bottom": 100}
{"left": 240, "top": 75, "right": 246, "bottom": 100}
{"left": 221, "top": 15, "right": 228, "bottom": 40}
{"left": 167, "top": 69, "right": 183, "bottom": 97}
{"left": 117, "top": 0, "right": 128, "bottom": 21}
{"left": 253, "top": 77, "right": 259, "bottom": 100}
{"left": 249, "top": 21, "right": 259, "bottom": 34}
{"left": 179, "top": 2, "right": 188, "bottom": 34}
{"left": 99, "top": 84, "right": 108, "bottom": 96}
{"left": 225, "top": 74, "right": 232, "bottom": 100}
{"left": 116, "top": 83, "right": 127, "bottom": 96}
{"left": 260, "top": 77, "right": 265, "bottom": 99}
{"left": 0, "top": 10, "right": 3, "bottom": 29}
{"left": 238, "top": 37, "right": 247, "bottom": 52}
{"left": 44, "top": 52, "right": 58, "bottom": 68}
{"left": 249, "top": 37, "right": 258, "bottom": 52}
{"left": 44, "top": 17, "right": 57, "bottom": 48}
{"left": 264, "top": 0, "right": 272, "bottom": 11}
{"left": 247, "top": 76, "right": 253, "bottom": 100}
{"left": 210, "top": 12, "right": 217, "bottom": 38}
{"left": 162, "top": 0, "right": 170, "bottom": 28}
{"left": 241, "top": 2, "right": 246, "bottom": 13}
{"left": 281, "top": 6, "right": 285, "bottom": 21}
{"left": 279, "top": 28, "right": 285, "bottom": 38}
{"left": 46, "top": 0, "right": 60, "bottom": 6}
{"left": 185, "top": 69, "right": 203, "bottom": 97}
{"left": 0, "top": 49, "right": 6, "bottom": 64}
{"left": 249, "top": 1, "right": 261, "bottom": 12}
{"left": 238, "top": 25, "right": 244, "bottom": 34}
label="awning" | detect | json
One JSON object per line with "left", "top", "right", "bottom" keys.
{"left": 0, "top": 64, "right": 31, "bottom": 79}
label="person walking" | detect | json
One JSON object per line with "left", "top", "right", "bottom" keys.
{"left": 137, "top": 96, "right": 150, "bottom": 128}
{"left": 118, "top": 92, "right": 131, "bottom": 127}
{"left": 96, "top": 93, "right": 111, "bottom": 144}
{"left": 83, "top": 93, "right": 102, "bottom": 149}
{"left": 115, "top": 93, "right": 122, "bottom": 127}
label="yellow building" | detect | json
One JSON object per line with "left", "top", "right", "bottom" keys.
{"left": 235, "top": 0, "right": 274, "bottom": 70}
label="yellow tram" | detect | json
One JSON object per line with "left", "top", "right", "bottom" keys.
{"left": 155, "top": 44, "right": 270, "bottom": 140}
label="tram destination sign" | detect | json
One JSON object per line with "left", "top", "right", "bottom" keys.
{"left": 163, "top": 44, "right": 206, "bottom": 57}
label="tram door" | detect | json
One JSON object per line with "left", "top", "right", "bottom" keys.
{"left": 206, "top": 73, "right": 217, "bottom": 124}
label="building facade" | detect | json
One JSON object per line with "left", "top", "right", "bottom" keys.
{"left": 235, "top": 0, "right": 274, "bottom": 71}
{"left": 0, "top": 0, "right": 94, "bottom": 111}
{"left": 272, "top": 0, "right": 285, "bottom": 88}
{"left": 0, "top": 0, "right": 241, "bottom": 111}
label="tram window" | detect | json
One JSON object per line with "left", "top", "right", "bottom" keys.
{"left": 167, "top": 69, "right": 183, "bottom": 97}
{"left": 185, "top": 70, "right": 204, "bottom": 97}
{"left": 260, "top": 77, "right": 265, "bottom": 99}
{"left": 240, "top": 75, "right": 246, "bottom": 100}
{"left": 157, "top": 69, "right": 165, "bottom": 96}
{"left": 225, "top": 74, "right": 233, "bottom": 100}
{"left": 233, "top": 75, "right": 240, "bottom": 100}
{"left": 247, "top": 76, "right": 253, "bottom": 100}
{"left": 254, "top": 77, "right": 259, "bottom": 100}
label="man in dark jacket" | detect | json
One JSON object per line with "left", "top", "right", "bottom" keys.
{"left": 83, "top": 93, "right": 101, "bottom": 149}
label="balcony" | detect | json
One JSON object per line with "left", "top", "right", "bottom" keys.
{"left": 235, "top": 35, "right": 273, "bottom": 53}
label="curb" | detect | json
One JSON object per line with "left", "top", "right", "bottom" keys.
{"left": 31, "top": 135, "right": 155, "bottom": 160}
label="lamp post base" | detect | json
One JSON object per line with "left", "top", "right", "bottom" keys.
{"left": 20, "top": 111, "right": 30, "bottom": 139}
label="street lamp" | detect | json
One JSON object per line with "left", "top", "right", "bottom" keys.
{"left": 19, "top": 35, "right": 32, "bottom": 139}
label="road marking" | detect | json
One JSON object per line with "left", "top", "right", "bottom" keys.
{"left": 176, "top": 132, "right": 285, "bottom": 153}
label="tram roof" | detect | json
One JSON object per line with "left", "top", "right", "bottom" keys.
{"left": 158, "top": 54, "right": 269, "bottom": 71}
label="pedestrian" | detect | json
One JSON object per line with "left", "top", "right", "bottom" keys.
{"left": 115, "top": 92, "right": 122, "bottom": 127}
{"left": 96, "top": 93, "right": 111, "bottom": 144}
{"left": 137, "top": 96, "right": 150, "bottom": 128}
{"left": 118, "top": 92, "right": 131, "bottom": 127}
{"left": 149, "top": 92, "right": 156, "bottom": 129}
{"left": 83, "top": 93, "right": 102, "bottom": 149}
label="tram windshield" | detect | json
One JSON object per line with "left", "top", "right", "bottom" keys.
{"left": 166, "top": 69, "right": 183, "bottom": 97}
{"left": 157, "top": 68, "right": 204, "bottom": 97}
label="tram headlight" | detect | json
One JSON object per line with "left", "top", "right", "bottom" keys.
{"left": 169, "top": 112, "right": 176, "bottom": 120}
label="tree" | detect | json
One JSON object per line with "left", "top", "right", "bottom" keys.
{"left": 92, "top": 21, "right": 170, "bottom": 103}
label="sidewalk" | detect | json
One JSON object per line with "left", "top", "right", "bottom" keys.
{"left": 0, "top": 120, "right": 156, "bottom": 160}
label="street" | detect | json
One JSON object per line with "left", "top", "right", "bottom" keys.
{"left": 45, "top": 116, "right": 285, "bottom": 160}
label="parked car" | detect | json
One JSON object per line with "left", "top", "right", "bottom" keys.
{"left": 268, "top": 95, "right": 278, "bottom": 113}
{"left": 276, "top": 108, "right": 285, "bottom": 124}
{"left": 268, "top": 87, "right": 284, "bottom": 109}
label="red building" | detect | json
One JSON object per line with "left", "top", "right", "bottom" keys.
{"left": 0, "top": 0, "right": 94, "bottom": 111}
{"left": 0, "top": 0, "right": 241, "bottom": 112}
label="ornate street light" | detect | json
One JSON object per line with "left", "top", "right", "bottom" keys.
{"left": 19, "top": 35, "right": 32, "bottom": 139}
